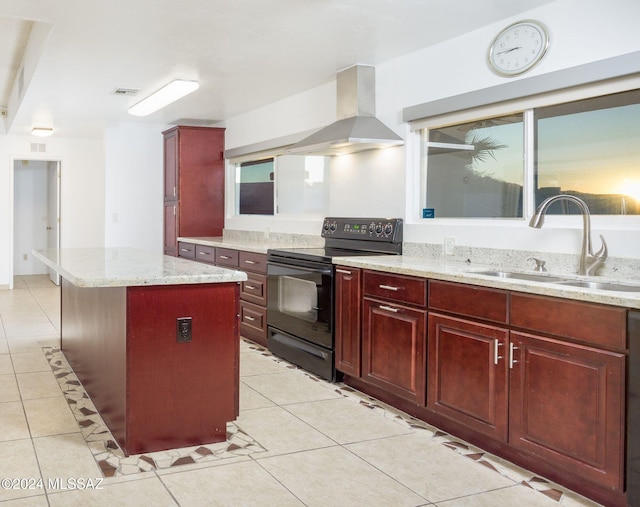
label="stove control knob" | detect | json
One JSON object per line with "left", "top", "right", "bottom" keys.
{"left": 323, "top": 221, "right": 329, "bottom": 232}
{"left": 368, "top": 223, "right": 376, "bottom": 234}
{"left": 384, "top": 223, "right": 393, "bottom": 236}
{"left": 375, "top": 224, "right": 383, "bottom": 234}
{"left": 329, "top": 221, "right": 337, "bottom": 232}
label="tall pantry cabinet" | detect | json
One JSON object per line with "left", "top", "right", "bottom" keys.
{"left": 163, "top": 126, "right": 225, "bottom": 256}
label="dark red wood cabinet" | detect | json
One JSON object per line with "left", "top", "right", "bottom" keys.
{"left": 509, "top": 330, "right": 625, "bottom": 491}
{"left": 163, "top": 126, "right": 225, "bottom": 256}
{"left": 178, "top": 243, "right": 269, "bottom": 347}
{"left": 61, "top": 279, "right": 239, "bottom": 456}
{"left": 427, "top": 313, "right": 509, "bottom": 441}
{"left": 337, "top": 270, "right": 629, "bottom": 505}
{"left": 361, "top": 271, "right": 427, "bottom": 405}
{"left": 335, "top": 266, "right": 362, "bottom": 377}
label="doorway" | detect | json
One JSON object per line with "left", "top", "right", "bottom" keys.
{"left": 12, "top": 159, "right": 61, "bottom": 288}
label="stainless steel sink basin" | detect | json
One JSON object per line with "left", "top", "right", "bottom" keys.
{"left": 554, "top": 280, "right": 640, "bottom": 292}
{"left": 474, "top": 270, "right": 640, "bottom": 292}
{"left": 474, "top": 271, "right": 567, "bottom": 283}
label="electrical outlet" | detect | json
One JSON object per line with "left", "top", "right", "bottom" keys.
{"left": 444, "top": 237, "right": 456, "bottom": 255}
{"left": 177, "top": 317, "right": 192, "bottom": 343}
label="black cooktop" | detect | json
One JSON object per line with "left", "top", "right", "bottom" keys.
{"left": 267, "top": 247, "right": 388, "bottom": 264}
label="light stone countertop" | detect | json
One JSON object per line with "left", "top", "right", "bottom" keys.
{"left": 33, "top": 248, "right": 247, "bottom": 288}
{"left": 178, "top": 237, "right": 274, "bottom": 254}
{"left": 178, "top": 236, "right": 640, "bottom": 309}
{"left": 333, "top": 254, "right": 640, "bottom": 310}
{"left": 177, "top": 236, "right": 321, "bottom": 254}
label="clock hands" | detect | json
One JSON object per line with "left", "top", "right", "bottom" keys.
{"left": 497, "top": 46, "right": 522, "bottom": 55}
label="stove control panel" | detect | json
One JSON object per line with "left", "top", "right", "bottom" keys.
{"left": 321, "top": 217, "right": 403, "bottom": 243}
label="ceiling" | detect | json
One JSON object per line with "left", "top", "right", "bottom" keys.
{"left": 0, "top": 0, "right": 556, "bottom": 139}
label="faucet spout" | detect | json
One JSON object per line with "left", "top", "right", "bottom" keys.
{"left": 529, "top": 194, "right": 607, "bottom": 276}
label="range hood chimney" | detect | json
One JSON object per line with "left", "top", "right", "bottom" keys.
{"left": 286, "top": 65, "right": 404, "bottom": 156}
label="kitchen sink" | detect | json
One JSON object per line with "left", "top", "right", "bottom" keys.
{"left": 473, "top": 270, "right": 567, "bottom": 283}
{"left": 473, "top": 270, "right": 640, "bottom": 292}
{"left": 554, "top": 280, "right": 640, "bottom": 292}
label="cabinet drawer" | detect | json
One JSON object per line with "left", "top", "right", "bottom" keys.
{"left": 177, "top": 242, "right": 196, "bottom": 259}
{"left": 240, "top": 300, "right": 267, "bottom": 346}
{"left": 510, "top": 293, "right": 627, "bottom": 351}
{"left": 241, "top": 273, "right": 267, "bottom": 306}
{"left": 194, "top": 244, "right": 216, "bottom": 264}
{"left": 215, "top": 248, "right": 239, "bottom": 267}
{"left": 239, "top": 251, "right": 267, "bottom": 274}
{"left": 429, "top": 280, "right": 508, "bottom": 324}
{"left": 363, "top": 271, "right": 427, "bottom": 307}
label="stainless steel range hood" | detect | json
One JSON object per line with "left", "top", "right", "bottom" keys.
{"left": 286, "top": 65, "right": 404, "bottom": 156}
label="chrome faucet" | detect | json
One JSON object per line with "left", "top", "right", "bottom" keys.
{"left": 529, "top": 195, "right": 607, "bottom": 276}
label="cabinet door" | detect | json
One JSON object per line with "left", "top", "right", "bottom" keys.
{"left": 177, "top": 127, "right": 225, "bottom": 238}
{"left": 362, "top": 297, "right": 426, "bottom": 404}
{"left": 335, "top": 267, "right": 362, "bottom": 377}
{"left": 509, "top": 331, "right": 625, "bottom": 490}
{"left": 427, "top": 313, "right": 508, "bottom": 441}
{"left": 164, "top": 203, "right": 177, "bottom": 256}
{"left": 163, "top": 128, "right": 178, "bottom": 201}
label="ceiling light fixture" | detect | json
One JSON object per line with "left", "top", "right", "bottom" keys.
{"left": 128, "top": 80, "right": 199, "bottom": 116}
{"left": 31, "top": 127, "right": 54, "bottom": 137}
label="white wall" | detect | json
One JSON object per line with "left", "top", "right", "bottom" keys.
{"left": 104, "top": 122, "right": 168, "bottom": 252}
{"left": 222, "top": 0, "right": 640, "bottom": 259}
{"left": 0, "top": 135, "right": 105, "bottom": 287}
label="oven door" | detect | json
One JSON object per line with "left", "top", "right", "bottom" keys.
{"left": 267, "top": 258, "right": 333, "bottom": 349}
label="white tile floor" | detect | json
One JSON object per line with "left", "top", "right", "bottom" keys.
{"left": 0, "top": 275, "right": 603, "bottom": 506}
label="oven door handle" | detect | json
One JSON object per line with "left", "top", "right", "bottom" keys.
{"left": 267, "top": 260, "right": 333, "bottom": 275}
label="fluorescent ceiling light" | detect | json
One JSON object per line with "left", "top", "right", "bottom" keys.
{"left": 128, "top": 80, "right": 199, "bottom": 116}
{"left": 31, "top": 127, "right": 54, "bottom": 137}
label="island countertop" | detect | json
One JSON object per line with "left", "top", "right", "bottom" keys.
{"left": 33, "top": 247, "right": 247, "bottom": 288}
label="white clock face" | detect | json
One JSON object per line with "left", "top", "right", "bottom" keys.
{"left": 489, "top": 21, "right": 549, "bottom": 76}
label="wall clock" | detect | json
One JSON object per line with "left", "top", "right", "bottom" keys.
{"left": 488, "top": 20, "right": 549, "bottom": 76}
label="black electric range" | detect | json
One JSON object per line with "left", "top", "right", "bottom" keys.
{"left": 266, "top": 217, "right": 403, "bottom": 381}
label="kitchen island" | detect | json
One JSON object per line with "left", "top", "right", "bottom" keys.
{"left": 33, "top": 248, "right": 247, "bottom": 456}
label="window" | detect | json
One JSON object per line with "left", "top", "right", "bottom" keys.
{"left": 234, "top": 155, "right": 329, "bottom": 216}
{"left": 425, "top": 114, "right": 524, "bottom": 218}
{"left": 421, "top": 88, "right": 640, "bottom": 218}
{"left": 534, "top": 89, "right": 640, "bottom": 215}
{"left": 237, "top": 159, "right": 274, "bottom": 215}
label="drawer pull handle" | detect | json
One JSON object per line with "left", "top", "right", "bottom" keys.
{"left": 198, "top": 251, "right": 211, "bottom": 256}
{"left": 245, "top": 285, "right": 256, "bottom": 290}
{"left": 180, "top": 248, "right": 191, "bottom": 252}
{"left": 244, "top": 260, "right": 256, "bottom": 264}
{"left": 509, "top": 343, "right": 519, "bottom": 369}
{"left": 244, "top": 316, "right": 256, "bottom": 322}
{"left": 220, "top": 255, "right": 231, "bottom": 259}
{"left": 379, "top": 305, "right": 399, "bottom": 313}
{"left": 494, "top": 339, "right": 503, "bottom": 365}
{"left": 379, "top": 284, "right": 399, "bottom": 291}
{"left": 336, "top": 269, "right": 352, "bottom": 274}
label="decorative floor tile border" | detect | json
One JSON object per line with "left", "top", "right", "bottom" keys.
{"left": 240, "top": 339, "right": 601, "bottom": 506}
{"left": 43, "top": 346, "right": 266, "bottom": 477}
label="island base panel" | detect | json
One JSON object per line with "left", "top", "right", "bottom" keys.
{"left": 61, "top": 279, "right": 240, "bottom": 456}
{"left": 61, "top": 280, "right": 128, "bottom": 447}
{"left": 126, "top": 283, "right": 239, "bottom": 455}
